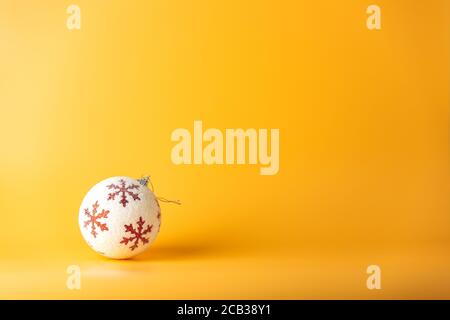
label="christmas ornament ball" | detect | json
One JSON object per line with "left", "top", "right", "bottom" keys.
{"left": 79, "top": 176, "right": 161, "bottom": 259}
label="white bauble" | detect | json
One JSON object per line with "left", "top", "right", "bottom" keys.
{"left": 79, "top": 176, "right": 161, "bottom": 259}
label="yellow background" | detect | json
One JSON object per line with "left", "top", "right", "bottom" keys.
{"left": 0, "top": 0, "right": 449, "bottom": 299}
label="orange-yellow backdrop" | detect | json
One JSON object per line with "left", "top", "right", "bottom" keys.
{"left": 0, "top": 0, "right": 449, "bottom": 299}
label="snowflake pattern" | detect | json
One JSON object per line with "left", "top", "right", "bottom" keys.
{"left": 155, "top": 199, "right": 161, "bottom": 224}
{"left": 120, "top": 216, "right": 153, "bottom": 251}
{"left": 107, "top": 179, "right": 141, "bottom": 207}
{"left": 83, "top": 201, "right": 110, "bottom": 238}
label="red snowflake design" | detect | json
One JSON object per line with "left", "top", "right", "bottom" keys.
{"left": 107, "top": 179, "right": 141, "bottom": 207}
{"left": 83, "top": 201, "right": 110, "bottom": 238}
{"left": 155, "top": 199, "right": 161, "bottom": 223}
{"left": 120, "top": 217, "right": 153, "bottom": 251}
